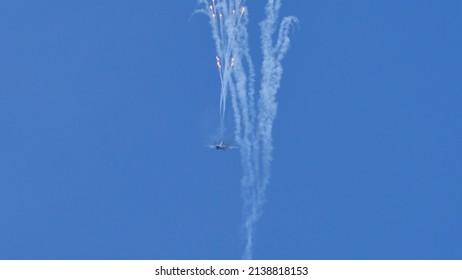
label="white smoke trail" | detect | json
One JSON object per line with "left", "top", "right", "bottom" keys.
{"left": 196, "top": 0, "right": 296, "bottom": 259}
{"left": 243, "top": 0, "right": 297, "bottom": 259}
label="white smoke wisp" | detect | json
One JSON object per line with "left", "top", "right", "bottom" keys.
{"left": 196, "top": 0, "right": 296, "bottom": 259}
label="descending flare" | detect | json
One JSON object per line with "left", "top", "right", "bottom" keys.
{"left": 216, "top": 56, "right": 221, "bottom": 68}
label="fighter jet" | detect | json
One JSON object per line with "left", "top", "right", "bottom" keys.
{"left": 207, "top": 141, "right": 239, "bottom": 150}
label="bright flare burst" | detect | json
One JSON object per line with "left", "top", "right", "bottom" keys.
{"left": 196, "top": 0, "right": 297, "bottom": 259}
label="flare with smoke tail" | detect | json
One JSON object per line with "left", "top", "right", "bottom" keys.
{"left": 196, "top": 0, "right": 297, "bottom": 259}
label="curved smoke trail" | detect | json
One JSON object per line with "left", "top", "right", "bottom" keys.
{"left": 196, "top": 0, "right": 296, "bottom": 259}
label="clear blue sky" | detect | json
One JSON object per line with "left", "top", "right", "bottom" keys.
{"left": 0, "top": 0, "right": 460, "bottom": 259}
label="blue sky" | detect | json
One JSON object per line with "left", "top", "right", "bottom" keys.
{"left": 0, "top": 0, "right": 461, "bottom": 259}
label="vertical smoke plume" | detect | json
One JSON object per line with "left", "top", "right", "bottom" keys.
{"left": 196, "top": 0, "right": 296, "bottom": 259}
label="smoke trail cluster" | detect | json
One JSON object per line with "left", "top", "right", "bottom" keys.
{"left": 196, "top": 0, "right": 296, "bottom": 259}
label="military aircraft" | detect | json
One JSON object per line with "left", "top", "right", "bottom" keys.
{"left": 207, "top": 141, "right": 239, "bottom": 150}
